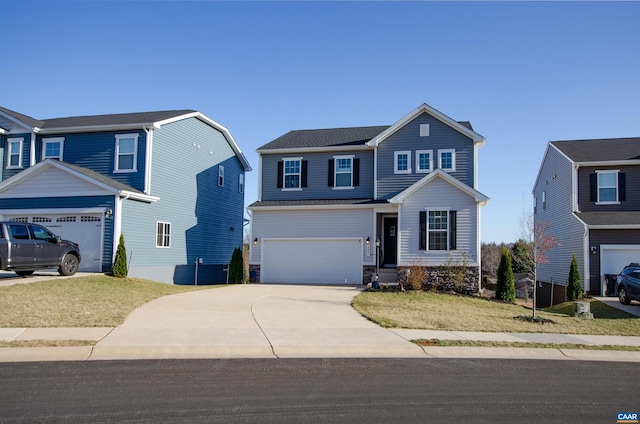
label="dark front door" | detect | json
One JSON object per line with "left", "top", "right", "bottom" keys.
{"left": 383, "top": 217, "right": 397, "bottom": 267}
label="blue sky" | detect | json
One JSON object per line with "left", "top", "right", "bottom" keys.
{"left": 2, "top": 1, "right": 639, "bottom": 243}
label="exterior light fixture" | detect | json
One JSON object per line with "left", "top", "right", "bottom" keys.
{"left": 366, "top": 237, "right": 370, "bottom": 244}
{"left": 253, "top": 238, "right": 258, "bottom": 245}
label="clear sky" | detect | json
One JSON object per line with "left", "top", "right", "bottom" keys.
{"left": 2, "top": 1, "right": 639, "bottom": 243}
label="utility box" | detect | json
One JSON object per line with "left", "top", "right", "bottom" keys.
{"left": 570, "top": 301, "right": 594, "bottom": 319}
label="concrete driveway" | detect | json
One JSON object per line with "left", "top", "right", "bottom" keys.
{"left": 92, "top": 284, "right": 425, "bottom": 359}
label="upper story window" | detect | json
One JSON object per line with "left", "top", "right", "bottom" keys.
{"left": 277, "top": 158, "right": 307, "bottom": 190}
{"left": 597, "top": 170, "right": 618, "bottom": 203}
{"left": 420, "top": 124, "right": 430, "bottom": 137}
{"left": 42, "top": 137, "right": 64, "bottom": 161}
{"left": 334, "top": 156, "right": 353, "bottom": 188}
{"left": 239, "top": 174, "right": 244, "bottom": 193}
{"left": 416, "top": 150, "right": 433, "bottom": 173}
{"left": 115, "top": 134, "right": 138, "bottom": 173}
{"left": 218, "top": 165, "right": 225, "bottom": 187}
{"left": 542, "top": 191, "right": 547, "bottom": 211}
{"left": 439, "top": 149, "right": 456, "bottom": 172}
{"left": 7, "top": 138, "right": 23, "bottom": 169}
{"left": 394, "top": 151, "right": 411, "bottom": 174}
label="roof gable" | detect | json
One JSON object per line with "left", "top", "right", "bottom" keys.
{"left": 389, "top": 169, "right": 489, "bottom": 205}
{"left": 367, "top": 103, "right": 485, "bottom": 147}
{"left": 0, "top": 160, "right": 158, "bottom": 202}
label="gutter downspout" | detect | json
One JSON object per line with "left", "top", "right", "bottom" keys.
{"left": 143, "top": 126, "right": 154, "bottom": 195}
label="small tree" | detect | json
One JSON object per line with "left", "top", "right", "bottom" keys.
{"left": 567, "top": 254, "right": 583, "bottom": 301}
{"left": 496, "top": 248, "right": 516, "bottom": 303}
{"left": 112, "top": 234, "right": 128, "bottom": 278}
{"left": 228, "top": 247, "right": 244, "bottom": 284}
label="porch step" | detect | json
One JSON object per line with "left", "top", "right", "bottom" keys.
{"left": 376, "top": 268, "right": 398, "bottom": 283}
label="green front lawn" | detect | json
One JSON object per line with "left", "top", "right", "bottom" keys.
{"left": 352, "top": 291, "right": 640, "bottom": 336}
{"left": 0, "top": 275, "right": 214, "bottom": 328}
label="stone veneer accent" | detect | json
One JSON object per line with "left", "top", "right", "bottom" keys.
{"left": 398, "top": 266, "right": 480, "bottom": 294}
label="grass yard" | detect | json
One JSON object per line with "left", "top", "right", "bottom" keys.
{"left": 352, "top": 291, "right": 640, "bottom": 336}
{"left": 0, "top": 275, "right": 214, "bottom": 328}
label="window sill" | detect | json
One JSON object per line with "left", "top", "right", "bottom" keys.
{"left": 114, "top": 169, "right": 137, "bottom": 174}
{"left": 281, "top": 188, "right": 303, "bottom": 192}
{"left": 416, "top": 169, "right": 432, "bottom": 174}
{"left": 595, "top": 201, "right": 620, "bottom": 205}
{"left": 6, "top": 166, "right": 23, "bottom": 170}
{"left": 394, "top": 170, "right": 412, "bottom": 175}
{"left": 332, "top": 186, "right": 355, "bottom": 190}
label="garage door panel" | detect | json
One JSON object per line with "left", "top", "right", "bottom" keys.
{"left": 600, "top": 245, "right": 640, "bottom": 295}
{"left": 262, "top": 239, "right": 362, "bottom": 285}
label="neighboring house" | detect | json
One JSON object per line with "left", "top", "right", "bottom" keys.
{"left": 0, "top": 106, "right": 251, "bottom": 284}
{"left": 248, "top": 103, "right": 489, "bottom": 288}
{"left": 532, "top": 137, "right": 640, "bottom": 305}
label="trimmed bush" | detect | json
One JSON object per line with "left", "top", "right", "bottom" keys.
{"left": 112, "top": 234, "right": 128, "bottom": 278}
{"left": 567, "top": 254, "right": 583, "bottom": 301}
{"left": 228, "top": 247, "right": 244, "bottom": 284}
{"left": 496, "top": 248, "right": 515, "bottom": 303}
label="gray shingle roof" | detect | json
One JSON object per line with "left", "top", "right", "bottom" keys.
{"left": 59, "top": 161, "right": 146, "bottom": 194}
{"left": 0, "top": 106, "right": 196, "bottom": 131}
{"left": 41, "top": 110, "right": 197, "bottom": 130}
{"left": 0, "top": 106, "right": 46, "bottom": 128}
{"left": 552, "top": 137, "right": 640, "bottom": 162}
{"left": 575, "top": 211, "right": 640, "bottom": 227}
{"left": 258, "top": 126, "right": 390, "bottom": 150}
{"left": 249, "top": 199, "right": 385, "bottom": 208}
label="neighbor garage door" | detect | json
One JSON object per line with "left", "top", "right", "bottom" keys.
{"left": 600, "top": 245, "right": 640, "bottom": 295}
{"left": 261, "top": 238, "right": 362, "bottom": 285}
{"left": 4, "top": 213, "right": 103, "bottom": 272}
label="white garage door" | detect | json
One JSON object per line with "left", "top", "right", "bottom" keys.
{"left": 4, "top": 213, "right": 103, "bottom": 272}
{"left": 600, "top": 245, "right": 640, "bottom": 295}
{"left": 262, "top": 238, "right": 362, "bottom": 285}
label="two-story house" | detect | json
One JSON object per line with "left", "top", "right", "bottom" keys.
{"left": 0, "top": 106, "right": 251, "bottom": 284}
{"left": 533, "top": 137, "right": 640, "bottom": 305}
{"left": 248, "top": 103, "right": 489, "bottom": 288}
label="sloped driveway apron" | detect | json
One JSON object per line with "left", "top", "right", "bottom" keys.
{"left": 91, "top": 285, "right": 424, "bottom": 359}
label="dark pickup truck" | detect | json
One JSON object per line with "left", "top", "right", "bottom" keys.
{"left": 0, "top": 222, "right": 81, "bottom": 276}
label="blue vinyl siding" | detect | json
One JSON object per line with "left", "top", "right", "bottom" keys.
{"left": 260, "top": 150, "right": 374, "bottom": 201}
{"left": 377, "top": 113, "right": 475, "bottom": 199}
{"left": 34, "top": 131, "right": 147, "bottom": 192}
{"left": 0, "top": 195, "right": 115, "bottom": 272}
{"left": 120, "top": 117, "right": 244, "bottom": 283}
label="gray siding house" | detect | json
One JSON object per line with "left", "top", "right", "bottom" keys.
{"left": 249, "top": 103, "right": 489, "bottom": 287}
{"left": 0, "top": 106, "right": 251, "bottom": 284}
{"left": 533, "top": 137, "right": 640, "bottom": 304}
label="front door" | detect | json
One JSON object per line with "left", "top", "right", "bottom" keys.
{"left": 383, "top": 217, "right": 397, "bottom": 267}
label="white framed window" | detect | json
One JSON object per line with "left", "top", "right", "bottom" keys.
{"left": 542, "top": 191, "right": 547, "bottom": 211}
{"left": 334, "top": 155, "right": 354, "bottom": 188}
{"left": 156, "top": 221, "right": 171, "bottom": 248}
{"left": 7, "top": 138, "right": 23, "bottom": 169}
{"left": 42, "top": 137, "right": 64, "bottom": 161}
{"left": 439, "top": 149, "right": 456, "bottom": 171}
{"left": 394, "top": 151, "right": 411, "bottom": 174}
{"left": 239, "top": 173, "right": 244, "bottom": 193}
{"left": 416, "top": 150, "right": 433, "bottom": 173}
{"left": 218, "top": 165, "right": 225, "bottom": 187}
{"left": 428, "top": 210, "right": 449, "bottom": 251}
{"left": 420, "top": 124, "right": 430, "bottom": 137}
{"left": 283, "top": 157, "right": 302, "bottom": 189}
{"left": 596, "top": 170, "right": 619, "bottom": 204}
{"left": 115, "top": 134, "right": 138, "bottom": 172}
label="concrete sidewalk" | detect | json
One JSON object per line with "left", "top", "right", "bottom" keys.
{"left": 1, "top": 284, "right": 639, "bottom": 363}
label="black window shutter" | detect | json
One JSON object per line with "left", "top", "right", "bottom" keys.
{"left": 277, "top": 161, "right": 283, "bottom": 188}
{"left": 419, "top": 212, "right": 426, "bottom": 250}
{"left": 301, "top": 160, "right": 308, "bottom": 188}
{"left": 353, "top": 158, "right": 360, "bottom": 187}
{"left": 449, "top": 211, "right": 457, "bottom": 250}
{"left": 619, "top": 172, "right": 626, "bottom": 201}
{"left": 589, "top": 173, "right": 597, "bottom": 202}
{"left": 328, "top": 159, "right": 334, "bottom": 187}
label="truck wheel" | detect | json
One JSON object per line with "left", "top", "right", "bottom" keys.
{"left": 59, "top": 254, "right": 79, "bottom": 276}
{"left": 15, "top": 270, "right": 34, "bottom": 277}
{"left": 619, "top": 287, "right": 631, "bottom": 305}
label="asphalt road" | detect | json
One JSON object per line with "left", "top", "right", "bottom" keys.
{"left": 1, "top": 358, "right": 637, "bottom": 423}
